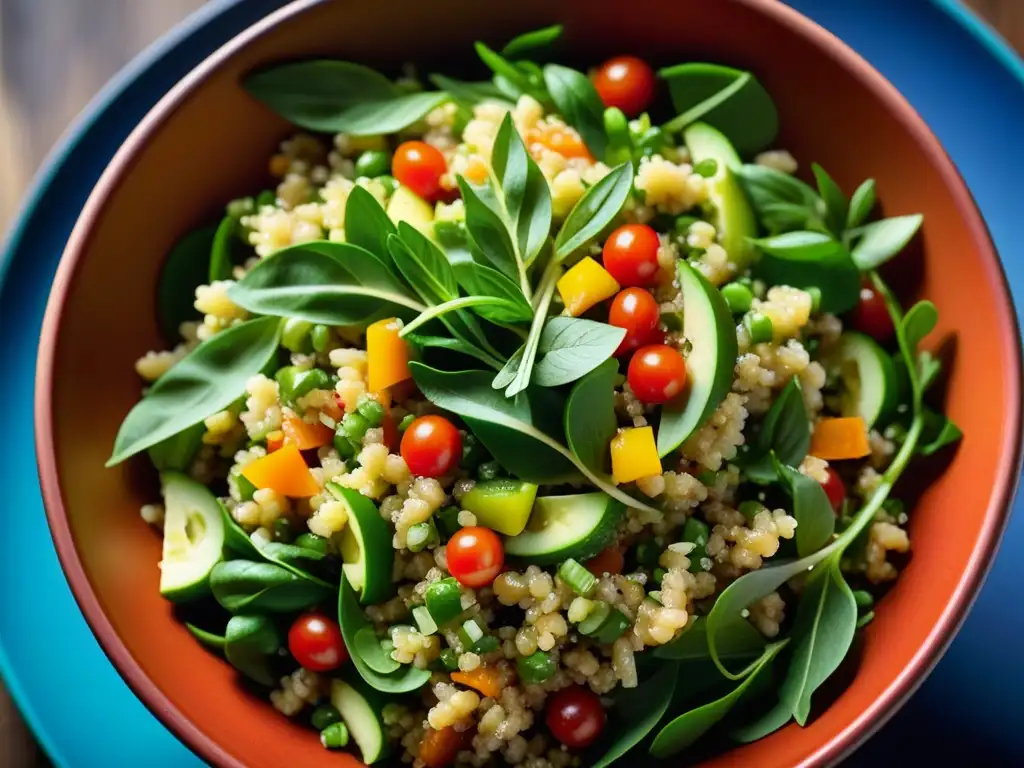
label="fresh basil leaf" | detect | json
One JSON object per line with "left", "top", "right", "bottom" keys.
{"left": 917, "top": 350, "right": 942, "bottom": 392}
{"left": 901, "top": 299, "right": 938, "bottom": 354}
{"left": 186, "top": 623, "right": 227, "bottom": 650}
{"left": 501, "top": 268, "right": 560, "bottom": 396}
{"left": 850, "top": 214, "right": 923, "bottom": 270}
{"left": 564, "top": 359, "right": 618, "bottom": 475}
{"left": 220, "top": 501, "right": 263, "bottom": 560}
{"left": 758, "top": 202, "right": 817, "bottom": 235}
{"left": 452, "top": 263, "right": 532, "bottom": 323}
{"left": 339, "top": 578, "right": 431, "bottom": 693}
{"left": 729, "top": 698, "right": 793, "bottom": 743}
{"left": 771, "top": 455, "right": 836, "bottom": 558}
{"left": 224, "top": 614, "right": 281, "bottom": 686}
{"left": 533, "top": 317, "right": 625, "bottom": 388}
{"left": 428, "top": 74, "right": 513, "bottom": 106}
{"left": 475, "top": 42, "right": 533, "bottom": 97}
{"left": 210, "top": 560, "right": 332, "bottom": 613}
{"left": 778, "top": 558, "right": 857, "bottom": 725}
{"left": 554, "top": 162, "right": 634, "bottom": 261}
{"left": 654, "top": 616, "right": 767, "bottom": 662}
{"left": 659, "top": 63, "right": 779, "bottom": 155}
{"left": 353, "top": 626, "right": 401, "bottom": 674}
{"left": 738, "top": 164, "right": 820, "bottom": 213}
{"left": 846, "top": 178, "right": 877, "bottom": 230}
{"left": 405, "top": 333, "right": 505, "bottom": 371}
{"left": 148, "top": 422, "right": 205, "bottom": 472}
{"left": 919, "top": 409, "right": 963, "bottom": 456}
{"left": 458, "top": 177, "right": 522, "bottom": 282}
{"left": 491, "top": 113, "right": 553, "bottom": 268}
{"left": 209, "top": 215, "right": 239, "bottom": 282}
{"left": 811, "top": 163, "right": 847, "bottom": 238}
{"left": 228, "top": 242, "right": 424, "bottom": 325}
{"left": 344, "top": 185, "right": 398, "bottom": 267}
{"left": 502, "top": 24, "right": 563, "bottom": 59}
{"left": 244, "top": 61, "right": 447, "bottom": 134}
{"left": 108, "top": 317, "right": 281, "bottom": 465}
{"left": 743, "top": 378, "right": 810, "bottom": 484}
{"left": 649, "top": 641, "right": 788, "bottom": 757}
{"left": 157, "top": 224, "right": 217, "bottom": 343}
{"left": 543, "top": 64, "right": 607, "bottom": 159}
{"left": 590, "top": 661, "right": 679, "bottom": 768}
{"left": 751, "top": 232, "right": 860, "bottom": 313}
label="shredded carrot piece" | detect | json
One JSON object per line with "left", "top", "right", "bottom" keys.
{"left": 241, "top": 443, "right": 320, "bottom": 497}
{"left": 810, "top": 416, "right": 871, "bottom": 460}
{"left": 451, "top": 666, "right": 503, "bottom": 699}
{"left": 419, "top": 726, "right": 470, "bottom": 768}
{"left": 282, "top": 416, "right": 334, "bottom": 450}
{"left": 585, "top": 546, "right": 625, "bottom": 577}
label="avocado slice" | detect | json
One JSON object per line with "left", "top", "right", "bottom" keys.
{"left": 504, "top": 493, "right": 623, "bottom": 565}
{"left": 461, "top": 479, "right": 538, "bottom": 536}
{"left": 684, "top": 122, "right": 758, "bottom": 268}
{"left": 385, "top": 185, "right": 434, "bottom": 232}
{"left": 656, "top": 259, "right": 739, "bottom": 457}
{"left": 158, "top": 472, "right": 225, "bottom": 603}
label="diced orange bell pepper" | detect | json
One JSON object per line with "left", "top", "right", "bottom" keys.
{"left": 586, "top": 546, "right": 625, "bottom": 577}
{"left": 527, "top": 124, "right": 593, "bottom": 161}
{"left": 241, "top": 443, "right": 320, "bottom": 497}
{"left": 464, "top": 156, "right": 490, "bottom": 184}
{"left": 610, "top": 426, "right": 662, "bottom": 484}
{"left": 419, "top": 726, "right": 471, "bottom": 768}
{"left": 381, "top": 410, "right": 399, "bottom": 452}
{"left": 282, "top": 415, "right": 334, "bottom": 450}
{"left": 265, "top": 430, "right": 285, "bottom": 453}
{"left": 810, "top": 417, "right": 871, "bottom": 460}
{"left": 367, "top": 317, "right": 412, "bottom": 394}
{"left": 557, "top": 257, "right": 621, "bottom": 317}
{"left": 451, "top": 666, "right": 503, "bottom": 699}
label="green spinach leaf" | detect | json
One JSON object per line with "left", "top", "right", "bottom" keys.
{"left": 564, "top": 359, "right": 618, "bottom": 475}
{"left": 344, "top": 185, "right": 398, "bottom": 267}
{"left": 919, "top": 409, "right": 963, "bottom": 456}
{"left": 590, "top": 661, "right": 679, "bottom": 768}
{"left": 220, "top": 501, "right": 334, "bottom": 585}
{"left": 210, "top": 560, "right": 332, "bottom": 613}
{"left": 729, "top": 698, "right": 793, "bottom": 743}
{"left": 147, "top": 423, "right": 205, "bottom": 472}
{"left": 554, "top": 162, "right": 634, "bottom": 261}
{"left": 108, "top": 317, "right": 281, "bottom": 465}
{"left": 654, "top": 615, "right": 767, "bottom": 662}
{"left": 533, "top": 317, "right": 625, "bottom": 388}
{"left": 354, "top": 626, "right": 401, "bottom": 674}
{"left": 157, "top": 224, "right": 217, "bottom": 342}
{"left": 224, "top": 614, "right": 281, "bottom": 686}
{"left": 244, "top": 61, "right": 448, "bottom": 135}
{"left": 751, "top": 231, "right": 860, "bottom": 313}
{"left": 405, "top": 333, "right": 505, "bottom": 371}
{"left": 502, "top": 24, "right": 563, "bottom": 59}
{"left": 186, "top": 623, "right": 227, "bottom": 650}
{"left": 846, "top": 179, "right": 876, "bottom": 230}
{"left": 771, "top": 455, "right": 835, "bottom": 557}
{"left": 743, "top": 378, "right": 810, "bottom": 483}
{"left": 543, "top": 64, "right": 608, "bottom": 160}
{"left": 849, "top": 214, "right": 923, "bottom": 271}
{"left": 811, "top": 164, "right": 847, "bottom": 238}
{"left": 737, "top": 165, "right": 820, "bottom": 235}
{"left": 209, "top": 215, "right": 239, "bottom": 282}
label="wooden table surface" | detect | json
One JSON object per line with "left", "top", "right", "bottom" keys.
{"left": 0, "top": 0, "right": 1020, "bottom": 765}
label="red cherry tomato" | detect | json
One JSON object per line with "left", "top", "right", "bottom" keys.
{"left": 446, "top": 527, "right": 504, "bottom": 588}
{"left": 609, "top": 288, "right": 660, "bottom": 356}
{"left": 821, "top": 467, "right": 845, "bottom": 512}
{"left": 851, "top": 281, "right": 894, "bottom": 342}
{"left": 288, "top": 612, "right": 347, "bottom": 672}
{"left": 393, "top": 141, "right": 448, "bottom": 201}
{"left": 401, "top": 415, "right": 462, "bottom": 478}
{"left": 593, "top": 56, "right": 656, "bottom": 117}
{"left": 602, "top": 224, "right": 662, "bottom": 287}
{"left": 627, "top": 344, "right": 688, "bottom": 404}
{"left": 545, "top": 686, "right": 606, "bottom": 748}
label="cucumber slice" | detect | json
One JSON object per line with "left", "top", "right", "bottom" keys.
{"left": 656, "top": 259, "right": 739, "bottom": 456}
{"left": 330, "top": 677, "right": 389, "bottom": 764}
{"left": 504, "top": 493, "right": 623, "bottom": 565}
{"left": 683, "top": 122, "right": 757, "bottom": 267}
{"left": 831, "top": 331, "right": 898, "bottom": 427}
{"left": 158, "top": 472, "right": 225, "bottom": 603}
{"left": 326, "top": 483, "right": 394, "bottom": 605}
{"left": 460, "top": 479, "right": 538, "bottom": 536}
{"left": 385, "top": 186, "right": 434, "bottom": 233}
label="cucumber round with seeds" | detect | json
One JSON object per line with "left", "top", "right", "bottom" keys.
{"left": 831, "top": 331, "right": 898, "bottom": 427}
{"left": 158, "top": 472, "right": 225, "bottom": 603}
{"left": 504, "top": 493, "right": 623, "bottom": 565}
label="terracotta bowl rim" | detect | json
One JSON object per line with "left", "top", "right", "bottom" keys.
{"left": 33, "top": 0, "right": 1024, "bottom": 766}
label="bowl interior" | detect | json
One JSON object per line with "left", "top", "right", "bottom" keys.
{"left": 37, "top": 0, "right": 1020, "bottom": 766}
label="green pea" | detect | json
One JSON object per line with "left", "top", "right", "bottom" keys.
{"left": 342, "top": 412, "right": 371, "bottom": 445}
{"left": 477, "top": 461, "right": 500, "bottom": 482}
{"left": 226, "top": 196, "right": 255, "bottom": 219}
{"left": 376, "top": 175, "right": 398, "bottom": 196}
{"left": 355, "top": 150, "right": 392, "bottom": 178}
{"left": 311, "top": 704, "right": 342, "bottom": 731}
{"left": 320, "top": 722, "right": 349, "bottom": 749}
{"left": 744, "top": 311, "right": 774, "bottom": 345}
{"left": 310, "top": 324, "right": 332, "bottom": 354}
{"left": 276, "top": 366, "right": 330, "bottom": 405}
{"left": 355, "top": 395, "right": 385, "bottom": 427}
{"left": 853, "top": 590, "right": 874, "bottom": 610}
{"left": 517, "top": 651, "right": 556, "bottom": 684}
{"left": 739, "top": 500, "right": 767, "bottom": 521}
{"left": 439, "top": 648, "right": 460, "bottom": 671}
{"left": 272, "top": 518, "right": 293, "bottom": 543}
{"left": 721, "top": 282, "right": 754, "bottom": 314}
{"left": 398, "top": 413, "right": 416, "bottom": 432}
{"left": 693, "top": 158, "right": 719, "bottom": 178}
{"left": 282, "top": 318, "right": 314, "bottom": 353}
{"left": 295, "top": 532, "right": 330, "bottom": 555}
{"left": 333, "top": 430, "right": 357, "bottom": 459}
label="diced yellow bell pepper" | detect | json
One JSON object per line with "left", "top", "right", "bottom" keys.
{"left": 367, "top": 317, "right": 412, "bottom": 394}
{"left": 557, "top": 257, "right": 621, "bottom": 316}
{"left": 610, "top": 426, "right": 662, "bottom": 484}
{"left": 242, "top": 444, "right": 320, "bottom": 497}
{"left": 810, "top": 417, "right": 871, "bottom": 460}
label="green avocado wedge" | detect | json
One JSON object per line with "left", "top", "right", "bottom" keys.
{"left": 657, "top": 260, "right": 738, "bottom": 457}
{"left": 683, "top": 122, "right": 758, "bottom": 268}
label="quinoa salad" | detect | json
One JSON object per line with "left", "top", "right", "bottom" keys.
{"left": 111, "top": 25, "right": 962, "bottom": 768}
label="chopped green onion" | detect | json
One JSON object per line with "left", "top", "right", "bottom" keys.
{"left": 558, "top": 559, "right": 598, "bottom": 598}
{"left": 294, "top": 532, "right": 330, "bottom": 556}
{"left": 578, "top": 602, "right": 631, "bottom": 644}
{"left": 342, "top": 412, "right": 371, "bottom": 445}
{"left": 458, "top": 618, "right": 485, "bottom": 649}
{"left": 320, "top": 722, "right": 350, "bottom": 749}
{"left": 311, "top": 704, "right": 342, "bottom": 731}
{"left": 856, "top": 611, "right": 875, "bottom": 629}
{"left": 693, "top": 158, "right": 719, "bottom": 178}
{"left": 281, "top": 318, "right": 314, "bottom": 353}
{"left": 853, "top": 590, "right": 874, "bottom": 610}
{"left": 603, "top": 107, "right": 633, "bottom": 166}
{"left": 333, "top": 429, "right": 357, "bottom": 459}
{"left": 426, "top": 578, "right": 463, "bottom": 625}
{"left": 413, "top": 605, "right": 438, "bottom": 635}
{"left": 439, "top": 648, "right": 460, "bottom": 671}
{"left": 578, "top": 601, "right": 611, "bottom": 634}
{"left": 720, "top": 282, "right": 754, "bottom": 314}
{"left": 473, "top": 635, "right": 500, "bottom": 654}
{"left": 517, "top": 651, "right": 557, "bottom": 684}
{"left": 682, "top": 517, "right": 710, "bottom": 573}
{"left": 744, "top": 311, "right": 774, "bottom": 345}
{"left": 407, "top": 519, "right": 440, "bottom": 553}
{"left": 436, "top": 506, "right": 462, "bottom": 539}
{"left": 398, "top": 413, "right": 416, "bottom": 432}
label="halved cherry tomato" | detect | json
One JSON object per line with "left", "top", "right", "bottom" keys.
{"left": 401, "top": 415, "right": 462, "bottom": 478}
{"left": 446, "top": 527, "right": 504, "bottom": 588}
{"left": 602, "top": 224, "right": 662, "bottom": 287}
{"left": 393, "top": 141, "right": 448, "bottom": 201}
{"left": 288, "top": 612, "right": 347, "bottom": 672}
{"left": 609, "top": 288, "right": 660, "bottom": 356}
{"left": 821, "top": 467, "right": 845, "bottom": 512}
{"left": 593, "top": 55, "right": 656, "bottom": 117}
{"left": 627, "top": 344, "right": 688, "bottom": 404}
{"left": 545, "top": 686, "right": 606, "bottom": 748}
{"left": 850, "top": 281, "right": 894, "bottom": 342}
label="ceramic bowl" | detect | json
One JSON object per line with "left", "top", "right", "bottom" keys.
{"left": 35, "top": 0, "right": 1022, "bottom": 765}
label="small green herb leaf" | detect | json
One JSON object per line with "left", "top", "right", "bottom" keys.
{"left": 533, "top": 317, "right": 625, "bottom": 388}
{"left": 744, "top": 378, "right": 811, "bottom": 483}
{"left": 453, "top": 262, "right": 533, "bottom": 322}
{"left": 428, "top": 74, "right": 513, "bottom": 106}
{"left": 224, "top": 614, "right": 281, "bottom": 686}
{"left": 502, "top": 24, "right": 563, "bottom": 59}
{"left": 554, "top": 162, "right": 634, "bottom": 261}
{"left": 543, "top": 64, "right": 608, "bottom": 159}
{"left": 850, "top": 214, "right": 923, "bottom": 270}
{"left": 492, "top": 346, "right": 526, "bottom": 390}
{"left": 919, "top": 410, "right": 963, "bottom": 456}
{"left": 108, "top": 317, "right": 282, "bottom": 465}
{"left": 811, "top": 163, "right": 847, "bottom": 237}
{"left": 500, "top": 264, "right": 561, "bottom": 396}
{"left": 751, "top": 231, "right": 860, "bottom": 313}
{"left": 771, "top": 455, "right": 835, "bottom": 557}
{"left": 564, "top": 359, "right": 618, "bottom": 475}
{"left": 846, "top": 179, "right": 876, "bottom": 230}
{"left": 491, "top": 113, "right": 553, "bottom": 268}
{"left": 475, "top": 42, "right": 534, "bottom": 98}
{"left": 590, "top": 662, "right": 679, "bottom": 768}
{"left": 404, "top": 333, "right": 505, "bottom": 371}
{"left": 729, "top": 699, "right": 793, "bottom": 743}
{"left": 344, "top": 185, "right": 398, "bottom": 266}
{"left": 156, "top": 224, "right": 217, "bottom": 342}
{"left": 901, "top": 299, "right": 938, "bottom": 354}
